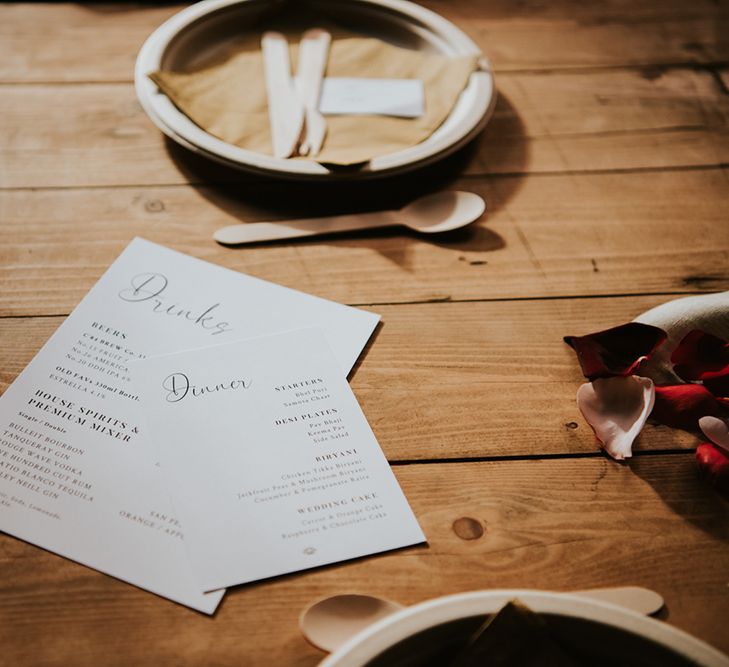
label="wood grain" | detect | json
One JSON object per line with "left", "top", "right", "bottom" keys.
{"left": 1, "top": 1, "right": 727, "bottom": 83}
{"left": 2, "top": 168, "right": 727, "bottom": 315}
{"left": 0, "top": 3, "right": 177, "bottom": 83}
{"left": 2, "top": 65, "right": 728, "bottom": 189}
{"left": 2, "top": 3, "right": 729, "bottom": 664}
{"left": 0, "top": 295, "right": 707, "bottom": 460}
{"left": 435, "top": 0, "right": 729, "bottom": 71}
{"left": 718, "top": 67, "right": 729, "bottom": 93}
{"left": 1, "top": 455, "right": 727, "bottom": 666}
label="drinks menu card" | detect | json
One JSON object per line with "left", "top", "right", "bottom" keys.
{"left": 0, "top": 238, "right": 379, "bottom": 612}
{"left": 133, "top": 329, "right": 425, "bottom": 592}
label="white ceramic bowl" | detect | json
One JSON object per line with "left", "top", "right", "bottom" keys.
{"left": 319, "top": 590, "right": 729, "bottom": 667}
{"left": 134, "top": 0, "right": 496, "bottom": 180}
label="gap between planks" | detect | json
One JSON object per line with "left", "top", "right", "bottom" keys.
{"left": 1, "top": 161, "right": 727, "bottom": 193}
{"left": 1, "top": 60, "right": 727, "bottom": 85}
{"left": 389, "top": 449, "right": 696, "bottom": 466}
{"left": 0, "top": 289, "right": 716, "bottom": 321}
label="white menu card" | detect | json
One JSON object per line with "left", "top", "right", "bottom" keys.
{"left": 133, "top": 329, "right": 425, "bottom": 592}
{"left": 0, "top": 238, "right": 379, "bottom": 612}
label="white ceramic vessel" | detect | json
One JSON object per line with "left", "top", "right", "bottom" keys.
{"left": 318, "top": 590, "right": 729, "bottom": 667}
{"left": 134, "top": 0, "right": 496, "bottom": 180}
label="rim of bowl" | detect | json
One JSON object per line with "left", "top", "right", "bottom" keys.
{"left": 319, "top": 589, "right": 729, "bottom": 667}
{"left": 134, "top": 0, "right": 496, "bottom": 180}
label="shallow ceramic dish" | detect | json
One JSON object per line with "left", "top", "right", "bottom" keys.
{"left": 134, "top": 0, "right": 495, "bottom": 180}
{"left": 318, "top": 590, "right": 729, "bottom": 667}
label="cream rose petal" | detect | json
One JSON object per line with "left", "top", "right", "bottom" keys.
{"left": 576, "top": 376, "right": 655, "bottom": 460}
{"left": 699, "top": 415, "right": 729, "bottom": 455}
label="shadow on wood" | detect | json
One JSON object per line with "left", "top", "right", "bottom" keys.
{"left": 162, "top": 92, "right": 526, "bottom": 272}
{"left": 630, "top": 448, "right": 729, "bottom": 544}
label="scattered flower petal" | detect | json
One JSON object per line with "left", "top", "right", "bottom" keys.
{"left": 699, "top": 416, "right": 729, "bottom": 455}
{"left": 704, "top": 375, "right": 729, "bottom": 399}
{"left": 696, "top": 443, "right": 729, "bottom": 493}
{"left": 635, "top": 292, "right": 729, "bottom": 385}
{"left": 651, "top": 384, "right": 725, "bottom": 431}
{"left": 576, "top": 376, "right": 655, "bottom": 460}
{"left": 564, "top": 323, "right": 666, "bottom": 381}
{"left": 671, "top": 329, "right": 729, "bottom": 382}
{"left": 567, "top": 293, "right": 729, "bottom": 491}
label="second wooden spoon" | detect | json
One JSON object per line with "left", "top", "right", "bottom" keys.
{"left": 300, "top": 587, "right": 664, "bottom": 653}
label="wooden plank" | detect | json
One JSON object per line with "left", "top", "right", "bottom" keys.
{"left": 1, "top": 66, "right": 728, "bottom": 188}
{"left": 1, "top": 2, "right": 727, "bottom": 83}
{"left": 1, "top": 7, "right": 726, "bottom": 667}
{"left": 436, "top": 0, "right": 729, "bottom": 71}
{"left": 0, "top": 3, "right": 178, "bottom": 83}
{"left": 1, "top": 455, "right": 727, "bottom": 666}
{"left": 0, "top": 294, "right": 708, "bottom": 459}
{"left": 1, "top": 169, "right": 727, "bottom": 315}
{"left": 717, "top": 67, "right": 729, "bottom": 93}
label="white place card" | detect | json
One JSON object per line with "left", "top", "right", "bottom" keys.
{"left": 0, "top": 238, "right": 379, "bottom": 612}
{"left": 319, "top": 77, "right": 425, "bottom": 118}
{"left": 133, "top": 329, "right": 425, "bottom": 592}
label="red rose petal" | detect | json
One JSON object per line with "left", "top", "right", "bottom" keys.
{"left": 696, "top": 443, "right": 729, "bottom": 492}
{"left": 564, "top": 322, "right": 667, "bottom": 381}
{"left": 672, "top": 329, "right": 729, "bottom": 382}
{"left": 651, "top": 384, "right": 725, "bottom": 431}
{"left": 704, "top": 375, "right": 729, "bottom": 399}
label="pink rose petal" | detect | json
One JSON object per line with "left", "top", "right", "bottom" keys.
{"left": 699, "top": 415, "right": 729, "bottom": 455}
{"left": 576, "top": 376, "right": 655, "bottom": 460}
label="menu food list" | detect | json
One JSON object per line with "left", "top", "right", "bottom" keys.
{"left": 0, "top": 238, "right": 379, "bottom": 612}
{"left": 134, "top": 329, "right": 425, "bottom": 592}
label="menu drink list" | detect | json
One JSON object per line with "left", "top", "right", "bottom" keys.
{"left": 0, "top": 238, "right": 380, "bottom": 612}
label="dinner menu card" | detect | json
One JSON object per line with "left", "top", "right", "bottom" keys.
{"left": 0, "top": 238, "right": 379, "bottom": 612}
{"left": 134, "top": 329, "right": 425, "bottom": 592}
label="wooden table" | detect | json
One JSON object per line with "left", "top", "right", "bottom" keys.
{"left": 1, "top": 2, "right": 728, "bottom": 665}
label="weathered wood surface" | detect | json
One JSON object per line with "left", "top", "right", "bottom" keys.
{"left": 0, "top": 295, "right": 703, "bottom": 459}
{"left": 1, "top": 456, "right": 727, "bottom": 666}
{"left": 2, "top": 2, "right": 728, "bottom": 664}
{"left": 1, "top": 1, "right": 727, "bottom": 83}
{"left": 2, "top": 168, "right": 729, "bottom": 315}
{"left": 2, "top": 65, "right": 728, "bottom": 188}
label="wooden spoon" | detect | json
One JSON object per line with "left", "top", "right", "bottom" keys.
{"left": 300, "top": 594, "right": 403, "bottom": 653}
{"left": 213, "top": 191, "right": 485, "bottom": 245}
{"left": 300, "top": 587, "right": 664, "bottom": 653}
